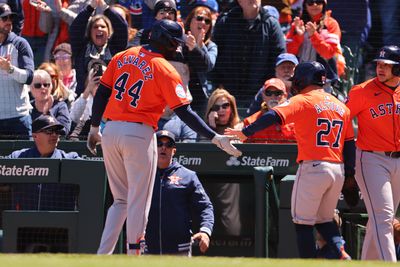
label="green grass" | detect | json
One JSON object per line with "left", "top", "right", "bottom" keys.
{"left": 0, "top": 254, "right": 397, "bottom": 267}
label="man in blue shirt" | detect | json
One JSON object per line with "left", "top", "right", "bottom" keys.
{"left": 8, "top": 114, "right": 80, "bottom": 210}
{"left": 145, "top": 130, "right": 214, "bottom": 255}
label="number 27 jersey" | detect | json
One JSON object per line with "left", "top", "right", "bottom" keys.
{"left": 273, "top": 91, "right": 354, "bottom": 163}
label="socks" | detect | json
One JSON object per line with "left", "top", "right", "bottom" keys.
{"left": 294, "top": 223, "right": 316, "bottom": 258}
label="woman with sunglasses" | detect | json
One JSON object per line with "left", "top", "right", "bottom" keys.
{"left": 241, "top": 78, "right": 295, "bottom": 143}
{"left": 286, "top": 0, "right": 345, "bottom": 84}
{"left": 38, "top": 62, "right": 75, "bottom": 108}
{"left": 183, "top": 6, "right": 217, "bottom": 114}
{"left": 30, "top": 69, "right": 72, "bottom": 135}
{"left": 203, "top": 88, "right": 243, "bottom": 236}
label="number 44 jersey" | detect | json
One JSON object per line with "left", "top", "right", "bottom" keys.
{"left": 273, "top": 90, "right": 354, "bottom": 163}
{"left": 100, "top": 46, "right": 191, "bottom": 129}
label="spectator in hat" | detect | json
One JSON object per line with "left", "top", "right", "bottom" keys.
{"left": 132, "top": 0, "right": 177, "bottom": 46}
{"left": 247, "top": 52, "right": 298, "bottom": 115}
{"left": 8, "top": 114, "right": 80, "bottom": 211}
{"left": 145, "top": 130, "right": 214, "bottom": 255}
{"left": 180, "top": 0, "right": 219, "bottom": 24}
{"left": 241, "top": 78, "right": 296, "bottom": 143}
{"left": 52, "top": 43, "right": 77, "bottom": 94}
{"left": 0, "top": 3, "right": 34, "bottom": 139}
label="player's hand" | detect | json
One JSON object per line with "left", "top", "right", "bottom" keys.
{"left": 192, "top": 232, "right": 210, "bottom": 253}
{"left": 341, "top": 175, "right": 359, "bottom": 207}
{"left": 185, "top": 31, "right": 196, "bottom": 51}
{"left": 224, "top": 127, "right": 247, "bottom": 142}
{"left": 87, "top": 126, "right": 102, "bottom": 155}
{"left": 211, "top": 134, "right": 242, "bottom": 157}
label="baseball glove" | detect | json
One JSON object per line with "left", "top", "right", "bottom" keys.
{"left": 342, "top": 175, "right": 359, "bottom": 207}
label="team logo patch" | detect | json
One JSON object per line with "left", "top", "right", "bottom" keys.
{"left": 168, "top": 175, "right": 182, "bottom": 185}
{"left": 175, "top": 84, "right": 187, "bottom": 99}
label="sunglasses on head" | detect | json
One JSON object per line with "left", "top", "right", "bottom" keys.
{"left": 33, "top": 83, "right": 51, "bottom": 89}
{"left": 196, "top": 15, "right": 211, "bottom": 25}
{"left": 39, "top": 128, "right": 62, "bottom": 135}
{"left": 157, "top": 140, "right": 175, "bottom": 148}
{"left": 1, "top": 15, "right": 13, "bottom": 22}
{"left": 264, "top": 90, "right": 284, "bottom": 97}
{"left": 211, "top": 102, "right": 230, "bottom": 112}
{"left": 306, "top": 0, "right": 325, "bottom": 5}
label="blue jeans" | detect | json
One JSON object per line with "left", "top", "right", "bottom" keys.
{"left": 379, "top": 0, "right": 400, "bottom": 46}
{"left": 0, "top": 115, "right": 32, "bottom": 140}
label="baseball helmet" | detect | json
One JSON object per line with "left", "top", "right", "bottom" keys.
{"left": 150, "top": 19, "right": 184, "bottom": 51}
{"left": 373, "top": 45, "right": 400, "bottom": 76}
{"left": 289, "top": 61, "right": 326, "bottom": 94}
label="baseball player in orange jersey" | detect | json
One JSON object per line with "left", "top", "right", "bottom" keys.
{"left": 345, "top": 45, "right": 400, "bottom": 262}
{"left": 226, "top": 61, "right": 354, "bottom": 259}
{"left": 87, "top": 19, "right": 241, "bottom": 255}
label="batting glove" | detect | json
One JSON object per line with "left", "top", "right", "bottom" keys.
{"left": 211, "top": 134, "right": 242, "bottom": 157}
{"left": 87, "top": 126, "right": 102, "bottom": 155}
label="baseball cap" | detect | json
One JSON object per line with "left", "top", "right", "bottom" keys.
{"left": 32, "top": 114, "right": 64, "bottom": 133}
{"left": 0, "top": 3, "right": 16, "bottom": 18}
{"left": 156, "top": 130, "right": 176, "bottom": 143}
{"left": 193, "top": 0, "right": 219, "bottom": 13}
{"left": 263, "top": 78, "right": 286, "bottom": 93}
{"left": 153, "top": 0, "right": 177, "bottom": 16}
{"left": 276, "top": 53, "right": 299, "bottom": 67}
{"left": 53, "top": 43, "right": 72, "bottom": 56}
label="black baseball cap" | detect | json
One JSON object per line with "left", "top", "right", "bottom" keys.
{"left": 156, "top": 130, "right": 176, "bottom": 143}
{"left": 32, "top": 114, "right": 64, "bottom": 133}
{"left": 0, "top": 3, "right": 16, "bottom": 18}
{"left": 154, "top": 0, "right": 177, "bottom": 16}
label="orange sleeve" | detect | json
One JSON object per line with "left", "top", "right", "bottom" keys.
{"left": 344, "top": 119, "right": 355, "bottom": 141}
{"left": 273, "top": 97, "right": 304, "bottom": 125}
{"left": 345, "top": 84, "right": 366, "bottom": 119}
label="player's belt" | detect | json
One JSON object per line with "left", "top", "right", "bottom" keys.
{"left": 364, "top": 151, "right": 400, "bottom": 158}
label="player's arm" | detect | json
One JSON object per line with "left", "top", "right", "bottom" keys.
{"left": 343, "top": 139, "right": 356, "bottom": 177}
{"left": 225, "top": 110, "right": 282, "bottom": 142}
{"left": 91, "top": 84, "right": 112, "bottom": 127}
{"left": 174, "top": 105, "right": 242, "bottom": 157}
{"left": 87, "top": 84, "right": 111, "bottom": 155}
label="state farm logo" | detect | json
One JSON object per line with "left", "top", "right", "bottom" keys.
{"left": 173, "top": 155, "right": 202, "bottom": 166}
{"left": 226, "top": 156, "right": 290, "bottom": 167}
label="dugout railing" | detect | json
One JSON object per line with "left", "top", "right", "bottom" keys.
{"left": 0, "top": 141, "right": 366, "bottom": 257}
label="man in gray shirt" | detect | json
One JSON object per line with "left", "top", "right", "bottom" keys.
{"left": 0, "top": 3, "right": 34, "bottom": 139}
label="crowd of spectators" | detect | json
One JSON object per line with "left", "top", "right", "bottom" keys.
{"left": 0, "top": 0, "right": 397, "bottom": 144}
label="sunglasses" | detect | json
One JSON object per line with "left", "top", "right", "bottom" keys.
{"left": 1, "top": 15, "right": 13, "bottom": 22}
{"left": 211, "top": 102, "right": 230, "bottom": 112}
{"left": 39, "top": 128, "right": 62, "bottom": 135}
{"left": 33, "top": 83, "right": 51, "bottom": 89}
{"left": 264, "top": 90, "right": 284, "bottom": 97}
{"left": 54, "top": 55, "right": 71, "bottom": 60}
{"left": 196, "top": 15, "right": 211, "bottom": 25}
{"left": 306, "top": 0, "right": 325, "bottom": 5}
{"left": 157, "top": 140, "right": 175, "bottom": 148}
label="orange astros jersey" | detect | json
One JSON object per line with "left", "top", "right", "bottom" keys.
{"left": 100, "top": 46, "right": 191, "bottom": 129}
{"left": 346, "top": 77, "right": 400, "bottom": 151}
{"left": 273, "top": 90, "right": 354, "bottom": 163}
